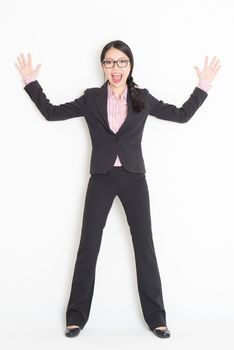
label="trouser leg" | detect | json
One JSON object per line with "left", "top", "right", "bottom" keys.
{"left": 66, "top": 174, "right": 116, "bottom": 329}
{"left": 117, "top": 170, "right": 167, "bottom": 330}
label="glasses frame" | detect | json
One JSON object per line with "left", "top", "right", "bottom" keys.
{"left": 102, "top": 59, "right": 130, "bottom": 69}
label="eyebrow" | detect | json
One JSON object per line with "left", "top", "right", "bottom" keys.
{"left": 104, "top": 57, "right": 128, "bottom": 60}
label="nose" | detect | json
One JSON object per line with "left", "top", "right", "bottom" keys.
{"left": 111, "top": 61, "right": 120, "bottom": 71}
{"left": 112, "top": 62, "right": 122, "bottom": 72}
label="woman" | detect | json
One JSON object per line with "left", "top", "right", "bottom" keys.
{"left": 15, "top": 40, "right": 220, "bottom": 339}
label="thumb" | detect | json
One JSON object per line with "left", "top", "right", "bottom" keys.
{"left": 35, "top": 64, "right": 41, "bottom": 75}
{"left": 194, "top": 66, "right": 201, "bottom": 78}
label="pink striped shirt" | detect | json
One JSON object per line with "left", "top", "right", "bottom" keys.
{"left": 107, "top": 83, "right": 128, "bottom": 166}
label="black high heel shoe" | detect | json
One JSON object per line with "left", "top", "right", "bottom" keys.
{"left": 153, "top": 326, "right": 170, "bottom": 338}
{"left": 65, "top": 326, "right": 81, "bottom": 337}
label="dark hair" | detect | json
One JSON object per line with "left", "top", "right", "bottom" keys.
{"left": 100, "top": 40, "right": 145, "bottom": 112}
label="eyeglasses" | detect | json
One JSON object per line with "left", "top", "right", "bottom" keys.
{"left": 102, "top": 59, "right": 130, "bottom": 68}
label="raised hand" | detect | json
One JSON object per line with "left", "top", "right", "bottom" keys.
{"left": 15, "top": 53, "right": 41, "bottom": 80}
{"left": 194, "top": 56, "right": 221, "bottom": 83}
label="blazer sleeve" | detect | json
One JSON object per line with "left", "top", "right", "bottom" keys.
{"left": 24, "top": 80, "right": 85, "bottom": 121}
{"left": 145, "top": 87, "right": 208, "bottom": 123}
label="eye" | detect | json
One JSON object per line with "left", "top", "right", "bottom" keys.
{"left": 104, "top": 60, "right": 112, "bottom": 64}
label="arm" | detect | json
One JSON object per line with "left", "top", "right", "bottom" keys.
{"left": 146, "top": 55, "right": 221, "bottom": 123}
{"left": 15, "top": 53, "right": 85, "bottom": 121}
{"left": 24, "top": 80, "right": 85, "bottom": 121}
{"left": 146, "top": 86, "right": 208, "bottom": 123}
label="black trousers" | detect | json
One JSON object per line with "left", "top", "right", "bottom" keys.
{"left": 65, "top": 166, "right": 167, "bottom": 330}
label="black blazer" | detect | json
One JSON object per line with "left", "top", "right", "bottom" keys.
{"left": 24, "top": 80, "right": 208, "bottom": 174}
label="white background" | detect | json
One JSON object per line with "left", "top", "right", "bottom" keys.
{"left": 1, "top": 0, "right": 233, "bottom": 349}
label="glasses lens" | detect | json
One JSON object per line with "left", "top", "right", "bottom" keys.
{"left": 117, "top": 59, "right": 128, "bottom": 68}
{"left": 103, "top": 60, "right": 114, "bottom": 68}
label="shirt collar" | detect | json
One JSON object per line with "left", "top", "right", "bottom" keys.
{"left": 107, "top": 82, "right": 128, "bottom": 102}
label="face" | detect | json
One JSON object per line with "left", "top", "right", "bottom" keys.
{"left": 102, "top": 47, "right": 131, "bottom": 90}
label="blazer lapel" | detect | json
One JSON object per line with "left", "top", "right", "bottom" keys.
{"left": 116, "top": 92, "right": 133, "bottom": 136}
{"left": 93, "top": 80, "right": 134, "bottom": 136}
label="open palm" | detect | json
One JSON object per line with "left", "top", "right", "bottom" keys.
{"left": 194, "top": 56, "right": 221, "bottom": 83}
{"left": 15, "top": 53, "right": 41, "bottom": 79}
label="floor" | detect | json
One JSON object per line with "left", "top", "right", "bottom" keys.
{"left": 2, "top": 320, "right": 233, "bottom": 350}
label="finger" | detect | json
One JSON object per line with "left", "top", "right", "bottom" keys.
{"left": 35, "top": 64, "right": 41, "bottom": 74}
{"left": 204, "top": 55, "right": 208, "bottom": 69}
{"left": 14, "top": 62, "right": 25, "bottom": 78}
{"left": 209, "top": 56, "right": 217, "bottom": 68}
{"left": 20, "top": 53, "right": 27, "bottom": 66}
{"left": 14, "top": 62, "right": 22, "bottom": 72}
{"left": 194, "top": 66, "right": 200, "bottom": 73}
{"left": 17, "top": 55, "right": 24, "bottom": 68}
{"left": 213, "top": 59, "right": 220, "bottom": 70}
{"left": 214, "top": 64, "right": 221, "bottom": 73}
{"left": 28, "top": 53, "right": 32, "bottom": 66}
{"left": 194, "top": 66, "right": 201, "bottom": 77}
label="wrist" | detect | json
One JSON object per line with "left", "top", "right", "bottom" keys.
{"left": 197, "top": 79, "right": 212, "bottom": 93}
{"left": 22, "top": 74, "right": 38, "bottom": 86}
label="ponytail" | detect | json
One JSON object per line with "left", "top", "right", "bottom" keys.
{"left": 127, "top": 75, "right": 145, "bottom": 113}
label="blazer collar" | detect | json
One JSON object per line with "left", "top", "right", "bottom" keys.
{"left": 94, "top": 80, "right": 133, "bottom": 136}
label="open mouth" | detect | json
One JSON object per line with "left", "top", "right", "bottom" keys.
{"left": 111, "top": 74, "right": 122, "bottom": 84}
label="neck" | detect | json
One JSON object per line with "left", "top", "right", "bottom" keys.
{"left": 108, "top": 82, "right": 127, "bottom": 100}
